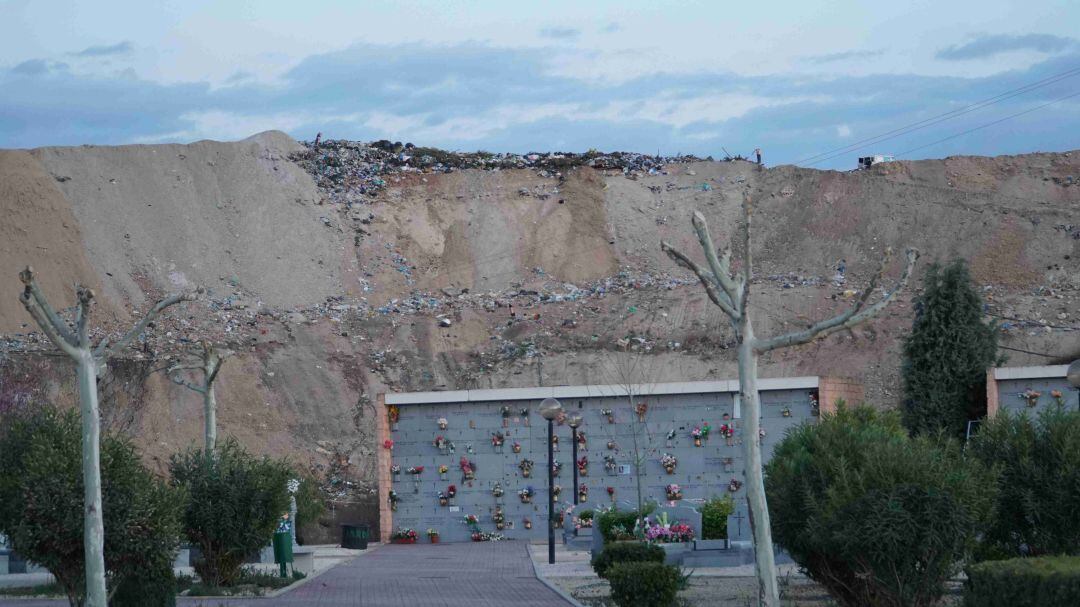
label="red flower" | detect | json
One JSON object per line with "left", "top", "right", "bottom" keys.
{"left": 383, "top": 439, "right": 394, "bottom": 449}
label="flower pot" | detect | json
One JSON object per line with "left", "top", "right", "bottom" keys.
{"left": 524, "top": 521, "right": 533, "bottom": 530}
{"left": 607, "top": 441, "right": 616, "bottom": 450}
{"left": 521, "top": 496, "right": 532, "bottom": 504}
{"left": 392, "top": 538, "right": 416, "bottom": 544}
{"left": 607, "top": 415, "right": 615, "bottom": 424}
{"left": 579, "top": 469, "right": 588, "bottom": 477}
{"left": 664, "top": 465, "right": 676, "bottom": 475}
{"left": 521, "top": 469, "right": 531, "bottom": 478}
{"left": 667, "top": 492, "right": 682, "bottom": 501}
{"left": 438, "top": 422, "right": 448, "bottom": 430}
{"left": 693, "top": 438, "right": 702, "bottom": 447}
{"left": 429, "top": 536, "right": 440, "bottom": 544}
{"left": 512, "top": 444, "right": 522, "bottom": 454}
{"left": 496, "top": 522, "right": 505, "bottom": 530}
{"left": 439, "top": 497, "right": 449, "bottom": 507}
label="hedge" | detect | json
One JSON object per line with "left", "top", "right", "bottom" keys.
{"left": 607, "top": 561, "right": 680, "bottom": 607}
{"left": 590, "top": 541, "right": 664, "bottom": 579}
{"left": 965, "top": 556, "right": 1080, "bottom": 607}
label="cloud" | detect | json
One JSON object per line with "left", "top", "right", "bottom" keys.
{"left": 539, "top": 27, "right": 580, "bottom": 40}
{"left": 805, "top": 49, "right": 884, "bottom": 64}
{"left": 601, "top": 22, "right": 621, "bottom": 34}
{"left": 224, "top": 70, "right": 254, "bottom": 84}
{"left": 936, "top": 33, "right": 1074, "bottom": 60}
{"left": 71, "top": 41, "right": 133, "bottom": 58}
{"left": 1, "top": 40, "right": 1078, "bottom": 168}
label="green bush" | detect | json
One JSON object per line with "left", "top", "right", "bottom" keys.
{"left": 701, "top": 495, "right": 735, "bottom": 540}
{"left": 765, "top": 404, "right": 996, "bottom": 607}
{"left": 0, "top": 406, "right": 182, "bottom": 606}
{"left": 112, "top": 563, "right": 176, "bottom": 607}
{"left": 170, "top": 438, "right": 291, "bottom": 587}
{"left": 590, "top": 541, "right": 665, "bottom": 578}
{"left": 597, "top": 504, "right": 655, "bottom": 543}
{"left": 964, "top": 556, "right": 1080, "bottom": 607}
{"left": 902, "top": 259, "right": 999, "bottom": 436}
{"left": 577, "top": 509, "right": 594, "bottom": 522}
{"left": 293, "top": 474, "right": 326, "bottom": 545}
{"left": 969, "top": 403, "right": 1080, "bottom": 558}
{"left": 607, "top": 561, "right": 680, "bottom": 607}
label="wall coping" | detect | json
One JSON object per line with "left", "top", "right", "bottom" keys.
{"left": 992, "top": 365, "right": 1068, "bottom": 381}
{"left": 384, "top": 376, "right": 820, "bottom": 405}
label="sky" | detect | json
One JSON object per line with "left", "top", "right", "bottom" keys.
{"left": 1, "top": 0, "right": 1078, "bottom": 169}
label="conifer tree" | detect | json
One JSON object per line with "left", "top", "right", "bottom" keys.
{"left": 902, "top": 259, "right": 998, "bottom": 436}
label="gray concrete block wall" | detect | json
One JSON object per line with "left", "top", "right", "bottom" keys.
{"left": 390, "top": 388, "right": 817, "bottom": 543}
{"left": 997, "top": 378, "right": 1079, "bottom": 416}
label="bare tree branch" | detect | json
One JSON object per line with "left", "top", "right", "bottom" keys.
{"left": 691, "top": 211, "right": 742, "bottom": 308}
{"left": 755, "top": 248, "right": 920, "bottom": 353}
{"left": 19, "top": 266, "right": 77, "bottom": 344}
{"left": 167, "top": 371, "right": 206, "bottom": 394}
{"left": 660, "top": 241, "right": 738, "bottom": 319}
{"left": 20, "top": 291, "right": 81, "bottom": 358}
{"left": 95, "top": 287, "right": 202, "bottom": 360}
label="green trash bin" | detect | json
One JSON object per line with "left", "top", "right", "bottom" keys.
{"left": 341, "top": 524, "right": 369, "bottom": 550}
{"left": 272, "top": 531, "right": 293, "bottom": 577}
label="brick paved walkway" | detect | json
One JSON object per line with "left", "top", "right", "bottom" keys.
{"left": 0, "top": 541, "right": 571, "bottom": 606}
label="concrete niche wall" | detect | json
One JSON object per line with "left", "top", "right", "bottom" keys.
{"left": 383, "top": 379, "right": 821, "bottom": 543}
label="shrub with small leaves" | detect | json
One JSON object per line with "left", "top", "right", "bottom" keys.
{"left": 766, "top": 404, "right": 996, "bottom": 607}
{"left": 607, "top": 561, "right": 680, "bottom": 607}
{"left": 964, "top": 556, "right": 1080, "bottom": 607}
{"left": 0, "top": 406, "right": 182, "bottom": 606}
{"left": 170, "top": 438, "right": 291, "bottom": 587}
{"left": 590, "top": 541, "right": 664, "bottom": 578}
{"left": 701, "top": 495, "right": 735, "bottom": 540}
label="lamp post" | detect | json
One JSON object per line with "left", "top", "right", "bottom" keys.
{"left": 539, "top": 397, "right": 564, "bottom": 565}
{"left": 568, "top": 415, "right": 582, "bottom": 506}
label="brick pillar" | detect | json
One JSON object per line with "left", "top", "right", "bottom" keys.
{"left": 818, "top": 376, "right": 865, "bottom": 414}
{"left": 986, "top": 369, "right": 999, "bottom": 418}
{"left": 376, "top": 393, "right": 392, "bottom": 543}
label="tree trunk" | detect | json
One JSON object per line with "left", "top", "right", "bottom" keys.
{"left": 738, "top": 319, "right": 780, "bottom": 606}
{"left": 76, "top": 353, "right": 107, "bottom": 607}
{"left": 204, "top": 384, "right": 217, "bottom": 451}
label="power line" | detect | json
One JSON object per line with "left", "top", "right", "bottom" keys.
{"left": 895, "top": 89, "right": 1080, "bottom": 157}
{"left": 794, "top": 65, "right": 1080, "bottom": 167}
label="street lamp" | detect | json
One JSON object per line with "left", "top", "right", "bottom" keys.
{"left": 568, "top": 415, "right": 583, "bottom": 506}
{"left": 539, "top": 397, "right": 564, "bottom": 565}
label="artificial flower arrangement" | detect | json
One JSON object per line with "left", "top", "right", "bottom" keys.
{"left": 438, "top": 464, "right": 449, "bottom": 479}
{"left": 512, "top": 441, "right": 522, "bottom": 453}
{"left": 606, "top": 486, "right": 615, "bottom": 501}
{"left": 437, "top": 417, "right": 448, "bottom": 430}
{"left": 438, "top": 491, "right": 451, "bottom": 507}
{"left": 391, "top": 465, "right": 401, "bottom": 476}
{"left": 434, "top": 435, "right": 449, "bottom": 450}
{"left": 388, "top": 405, "right": 400, "bottom": 426}
{"left": 501, "top": 405, "right": 512, "bottom": 418}
{"left": 809, "top": 392, "right": 820, "bottom": 416}
{"left": 519, "top": 459, "right": 534, "bottom": 478}
{"left": 391, "top": 528, "right": 418, "bottom": 544}
{"left": 665, "top": 483, "right": 683, "bottom": 500}
{"left": 1051, "top": 389, "right": 1066, "bottom": 406}
{"left": 635, "top": 402, "right": 648, "bottom": 421}
{"left": 577, "top": 431, "right": 587, "bottom": 447}
{"left": 577, "top": 456, "right": 588, "bottom": 476}
{"left": 460, "top": 457, "right": 476, "bottom": 480}
{"left": 574, "top": 509, "right": 594, "bottom": 529}
{"left": 661, "top": 453, "right": 678, "bottom": 474}
{"left": 519, "top": 486, "right": 535, "bottom": 503}
{"left": 607, "top": 439, "right": 617, "bottom": 450}
{"left": 471, "top": 531, "right": 506, "bottom": 542}
{"left": 447, "top": 484, "right": 457, "bottom": 498}
{"left": 604, "top": 455, "right": 617, "bottom": 474}
{"left": 728, "top": 478, "right": 743, "bottom": 492}
{"left": 1022, "top": 388, "right": 1042, "bottom": 408}
{"left": 781, "top": 406, "right": 793, "bottom": 418}
{"left": 641, "top": 512, "right": 695, "bottom": 544}
{"left": 491, "top": 431, "right": 506, "bottom": 448}
{"left": 720, "top": 423, "right": 736, "bottom": 445}
{"left": 600, "top": 407, "right": 615, "bottom": 423}
{"left": 383, "top": 439, "right": 394, "bottom": 450}
{"left": 666, "top": 428, "right": 677, "bottom": 444}
{"left": 387, "top": 490, "right": 399, "bottom": 511}
{"left": 521, "top": 408, "right": 531, "bottom": 427}
{"left": 492, "top": 482, "right": 505, "bottom": 498}
{"left": 552, "top": 461, "right": 563, "bottom": 477}
{"left": 406, "top": 466, "right": 424, "bottom": 476}
{"left": 463, "top": 514, "right": 480, "bottom": 528}
{"left": 493, "top": 506, "right": 506, "bottom": 529}
{"left": 578, "top": 484, "right": 589, "bottom": 501}
{"left": 552, "top": 484, "right": 563, "bottom": 500}
{"left": 523, "top": 517, "right": 533, "bottom": 530}
{"left": 426, "top": 528, "right": 440, "bottom": 543}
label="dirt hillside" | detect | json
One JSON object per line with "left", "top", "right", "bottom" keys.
{"left": 1, "top": 133, "right": 1078, "bottom": 538}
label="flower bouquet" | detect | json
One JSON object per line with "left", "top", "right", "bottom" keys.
{"left": 606, "top": 486, "right": 615, "bottom": 501}
{"left": 600, "top": 407, "right": 615, "bottom": 423}
{"left": 661, "top": 453, "right": 677, "bottom": 474}
{"left": 519, "top": 459, "right": 534, "bottom": 478}
{"left": 460, "top": 457, "right": 475, "bottom": 480}
{"left": 606, "top": 439, "right": 617, "bottom": 450}
{"left": 388, "top": 405, "right": 400, "bottom": 429}
{"left": 1022, "top": 388, "right": 1041, "bottom": 408}
{"left": 434, "top": 435, "right": 449, "bottom": 452}
{"left": 437, "top": 417, "right": 448, "bottom": 430}
{"left": 523, "top": 517, "right": 533, "bottom": 530}
{"left": 728, "top": 478, "right": 743, "bottom": 493}
{"left": 691, "top": 425, "right": 704, "bottom": 447}
{"left": 491, "top": 431, "right": 505, "bottom": 452}
{"left": 665, "top": 483, "right": 683, "bottom": 501}
{"left": 387, "top": 489, "right": 399, "bottom": 511}
{"left": 604, "top": 455, "right": 617, "bottom": 475}
{"left": 439, "top": 464, "right": 449, "bottom": 480}
{"left": 438, "top": 491, "right": 450, "bottom": 507}
{"left": 519, "top": 486, "right": 535, "bottom": 503}
{"left": 552, "top": 461, "right": 563, "bottom": 477}
{"left": 635, "top": 402, "right": 648, "bottom": 421}
{"left": 577, "top": 456, "right": 588, "bottom": 476}
{"left": 578, "top": 484, "right": 589, "bottom": 501}
{"left": 492, "top": 482, "right": 505, "bottom": 498}
{"left": 493, "top": 507, "right": 506, "bottom": 530}
{"left": 391, "top": 528, "right": 418, "bottom": 544}
{"left": 464, "top": 514, "right": 480, "bottom": 530}
{"left": 426, "top": 528, "right": 440, "bottom": 543}
{"left": 720, "top": 423, "right": 735, "bottom": 446}
{"left": 407, "top": 465, "right": 424, "bottom": 476}
{"left": 512, "top": 441, "right": 522, "bottom": 454}
{"left": 383, "top": 439, "right": 394, "bottom": 450}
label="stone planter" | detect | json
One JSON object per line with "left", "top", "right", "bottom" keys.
{"left": 576, "top": 527, "right": 593, "bottom": 538}
{"left": 392, "top": 538, "right": 416, "bottom": 545}
{"left": 694, "top": 539, "right": 730, "bottom": 551}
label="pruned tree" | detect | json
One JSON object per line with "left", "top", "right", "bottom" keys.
{"left": 18, "top": 267, "right": 200, "bottom": 607}
{"left": 167, "top": 341, "right": 229, "bottom": 451}
{"left": 660, "top": 198, "right": 918, "bottom": 607}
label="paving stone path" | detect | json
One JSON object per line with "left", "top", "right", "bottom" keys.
{"left": 0, "top": 541, "right": 572, "bottom": 607}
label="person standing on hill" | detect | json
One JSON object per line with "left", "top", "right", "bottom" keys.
{"left": 754, "top": 148, "right": 762, "bottom": 165}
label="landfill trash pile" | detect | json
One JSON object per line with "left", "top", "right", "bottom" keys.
{"left": 291, "top": 138, "right": 711, "bottom": 206}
